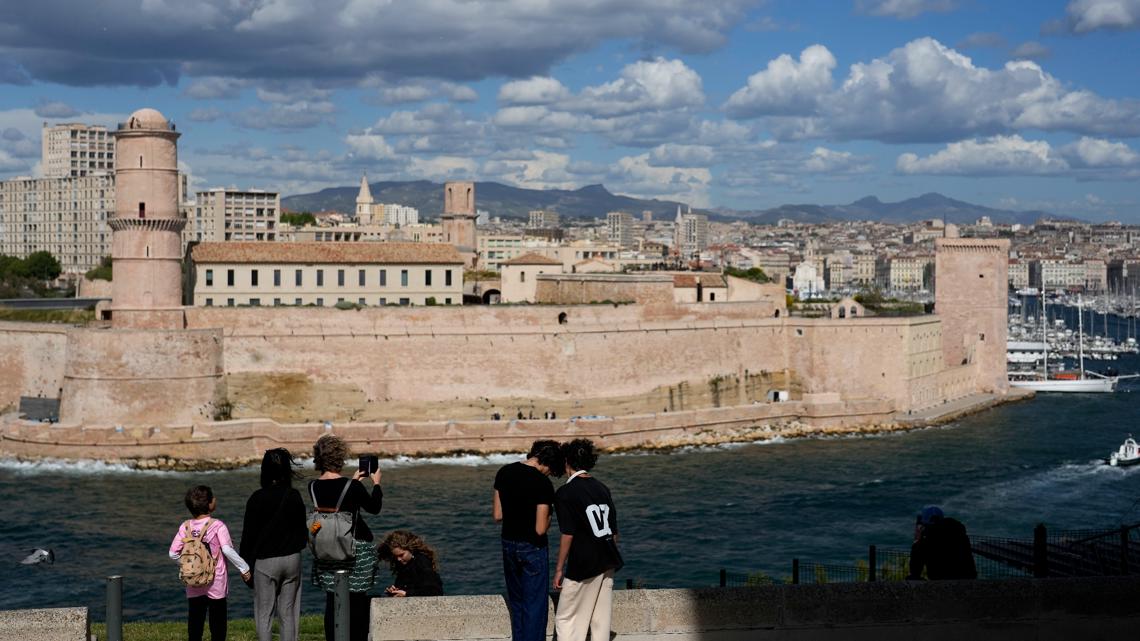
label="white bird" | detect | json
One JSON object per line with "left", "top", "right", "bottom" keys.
{"left": 20, "top": 548, "right": 54, "bottom": 565}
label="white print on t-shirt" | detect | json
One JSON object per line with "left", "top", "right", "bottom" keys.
{"left": 585, "top": 504, "right": 613, "bottom": 537}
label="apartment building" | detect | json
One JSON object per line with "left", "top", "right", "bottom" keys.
{"left": 0, "top": 174, "right": 113, "bottom": 274}
{"left": 41, "top": 123, "right": 115, "bottom": 178}
{"left": 528, "top": 210, "right": 560, "bottom": 228}
{"left": 607, "top": 211, "right": 635, "bottom": 249}
{"left": 190, "top": 242, "right": 464, "bottom": 307}
{"left": 674, "top": 211, "right": 709, "bottom": 258}
{"left": 194, "top": 188, "right": 280, "bottom": 242}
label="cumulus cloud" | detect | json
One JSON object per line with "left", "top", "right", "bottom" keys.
{"left": 370, "top": 79, "right": 478, "bottom": 105}
{"left": 1046, "top": 0, "right": 1140, "bottom": 34}
{"left": 896, "top": 134, "right": 1140, "bottom": 176}
{"left": 188, "top": 107, "right": 223, "bottom": 123}
{"left": 724, "top": 45, "right": 835, "bottom": 117}
{"left": 480, "top": 150, "right": 584, "bottom": 190}
{"left": 802, "top": 147, "right": 873, "bottom": 174}
{"left": 492, "top": 58, "right": 707, "bottom": 147}
{"left": 183, "top": 76, "right": 250, "bottom": 99}
{"left": 607, "top": 153, "right": 712, "bottom": 206}
{"left": 898, "top": 135, "right": 1067, "bottom": 175}
{"left": 728, "top": 38, "right": 1140, "bottom": 143}
{"left": 0, "top": 0, "right": 753, "bottom": 87}
{"left": 856, "top": 0, "right": 957, "bottom": 19}
{"left": 499, "top": 77, "right": 572, "bottom": 105}
{"left": 33, "top": 100, "right": 80, "bottom": 118}
{"left": 229, "top": 100, "right": 336, "bottom": 130}
{"left": 648, "top": 144, "right": 716, "bottom": 168}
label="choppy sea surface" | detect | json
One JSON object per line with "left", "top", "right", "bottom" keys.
{"left": 2, "top": 365, "right": 1139, "bottom": 621}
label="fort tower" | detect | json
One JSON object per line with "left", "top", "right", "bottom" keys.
{"left": 108, "top": 108, "right": 184, "bottom": 328}
{"left": 441, "top": 181, "right": 477, "bottom": 250}
{"left": 934, "top": 237, "right": 1010, "bottom": 394}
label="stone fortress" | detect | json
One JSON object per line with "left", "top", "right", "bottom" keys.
{"left": 0, "top": 108, "right": 1018, "bottom": 466}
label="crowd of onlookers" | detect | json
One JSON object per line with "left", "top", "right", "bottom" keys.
{"left": 168, "top": 435, "right": 621, "bottom": 641}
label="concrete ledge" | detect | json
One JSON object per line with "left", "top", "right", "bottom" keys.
{"left": 370, "top": 577, "right": 1140, "bottom": 641}
{"left": 0, "top": 607, "right": 88, "bottom": 641}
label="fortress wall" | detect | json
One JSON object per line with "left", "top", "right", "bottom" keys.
{"left": 59, "top": 327, "right": 224, "bottom": 425}
{"left": 788, "top": 319, "right": 913, "bottom": 405}
{"left": 0, "top": 399, "right": 897, "bottom": 462}
{"left": 908, "top": 363, "right": 978, "bottom": 411}
{"left": 0, "top": 323, "right": 68, "bottom": 411}
{"left": 534, "top": 274, "right": 675, "bottom": 305}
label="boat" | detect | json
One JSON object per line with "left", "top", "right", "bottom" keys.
{"left": 1109, "top": 436, "right": 1140, "bottom": 467}
{"left": 1010, "top": 295, "right": 1133, "bottom": 393}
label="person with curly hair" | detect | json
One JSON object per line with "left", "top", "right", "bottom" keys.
{"left": 377, "top": 530, "right": 443, "bottom": 597}
{"left": 553, "top": 439, "right": 623, "bottom": 641}
{"left": 492, "top": 439, "right": 564, "bottom": 641}
{"left": 309, "top": 435, "right": 383, "bottom": 641}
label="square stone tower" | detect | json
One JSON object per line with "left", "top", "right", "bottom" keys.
{"left": 934, "top": 237, "right": 1010, "bottom": 394}
{"left": 441, "top": 181, "right": 477, "bottom": 251}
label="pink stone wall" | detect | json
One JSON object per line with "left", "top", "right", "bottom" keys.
{"left": 534, "top": 275, "right": 675, "bottom": 305}
{"left": 60, "top": 327, "right": 224, "bottom": 425}
{"left": 0, "top": 324, "right": 68, "bottom": 411}
{"left": 935, "top": 239, "right": 1010, "bottom": 393}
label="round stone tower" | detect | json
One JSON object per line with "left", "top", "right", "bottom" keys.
{"left": 109, "top": 108, "right": 185, "bottom": 328}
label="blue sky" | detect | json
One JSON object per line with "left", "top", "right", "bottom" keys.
{"left": 1, "top": 0, "right": 1138, "bottom": 220}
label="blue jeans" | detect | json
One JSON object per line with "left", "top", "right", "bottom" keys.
{"left": 502, "top": 539, "right": 549, "bottom": 641}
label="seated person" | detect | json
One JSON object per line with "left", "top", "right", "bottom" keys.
{"left": 908, "top": 505, "right": 977, "bottom": 580}
{"left": 377, "top": 530, "right": 443, "bottom": 597}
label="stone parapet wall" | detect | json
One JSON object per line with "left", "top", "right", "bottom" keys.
{"left": 534, "top": 273, "right": 675, "bottom": 305}
{"left": 369, "top": 578, "right": 1140, "bottom": 641}
{"left": 0, "top": 399, "right": 896, "bottom": 464}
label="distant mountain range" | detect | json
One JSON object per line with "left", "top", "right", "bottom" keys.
{"left": 282, "top": 181, "right": 1064, "bottom": 226}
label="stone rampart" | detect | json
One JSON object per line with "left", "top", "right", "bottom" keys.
{"left": 59, "top": 327, "right": 224, "bottom": 425}
{"left": 370, "top": 578, "right": 1140, "bottom": 641}
{"left": 0, "top": 322, "right": 69, "bottom": 412}
{"left": 534, "top": 273, "right": 675, "bottom": 305}
{"left": 0, "top": 399, "right": 896, "bottom": 464}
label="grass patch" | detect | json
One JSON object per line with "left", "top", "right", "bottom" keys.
{"left": 91, "top": 614, "right": 326, "bottom": 641}
{"left": 0, "top": 308, "right": 95, "bottom": 323}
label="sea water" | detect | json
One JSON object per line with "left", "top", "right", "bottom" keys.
{"left": 3, "top": 382, "right": 1139, "bottom": 620}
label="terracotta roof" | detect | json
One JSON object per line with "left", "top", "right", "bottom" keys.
{"left": 191, "top": 242, "right": 463, "bottom": 265}
{"left": 502, "top": 252, "right": 562, "bottom": 266}
{"left": 672, "top": 273, "right": 727, "bottom": 288}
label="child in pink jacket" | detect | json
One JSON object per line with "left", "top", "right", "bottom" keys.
{"left": 169, "top": 485, "right": 252, "bottom": 641}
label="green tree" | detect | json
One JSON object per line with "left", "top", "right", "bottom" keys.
{"left": 85, "top": 256, "right": 113, "bottom": 281}
{"left": 724, "top": 265, "right": 770, "bottom": 284}
{"left": 280, "top": 212, "right": 316, "bottom": 226}
{"left": 23, "top": 251, "right": 61, "bottom": 281}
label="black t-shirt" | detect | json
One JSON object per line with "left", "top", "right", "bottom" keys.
{"left": 555, "top": 475, "right": 623, "bottom": 582}
{"left": 494, "top": 462, "right": 555, "bottom": 548}
{"left": 309, "top": 477, "right": 383, "bottom": 542}
{"left": 240, "top": 485, "right": 308, "bottom": 563}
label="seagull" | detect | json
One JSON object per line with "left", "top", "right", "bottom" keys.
{"left": 21, "top": 548, "right": 54, "bottom": 565}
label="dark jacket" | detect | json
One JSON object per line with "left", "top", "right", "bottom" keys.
{"left": 909, "top": 517, "right": 977, "bottom": 580}
{"left": 393, "top": 554, "right": 443, "bottom": 597}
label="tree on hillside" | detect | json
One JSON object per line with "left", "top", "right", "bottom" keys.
{"left": 24, "top": 251, "right": 62, "bottom": 281}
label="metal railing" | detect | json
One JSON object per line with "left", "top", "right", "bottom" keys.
{"left": 718, "top": 522, "right": 1140, "bottom": 587}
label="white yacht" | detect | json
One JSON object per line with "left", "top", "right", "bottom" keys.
{"left": 1010, "top": 295, "right": 1131, "bottom": 393}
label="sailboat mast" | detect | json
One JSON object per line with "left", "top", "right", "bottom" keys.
{"left": 1078, "top": 294, "right": 1086, "bottom": 378}
{"left": 1041, "top": 290, "right": 1049, "bottom": 376}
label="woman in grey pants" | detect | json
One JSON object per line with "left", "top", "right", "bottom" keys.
{"left": 241, "top": 448, "right": 309, "bottom": 641}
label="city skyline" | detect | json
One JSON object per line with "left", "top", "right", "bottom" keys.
{"left": 0, "top": 0, "right": 1138, "bottom": 220}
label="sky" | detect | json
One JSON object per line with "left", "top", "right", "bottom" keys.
{"left": 0, "top": 0, "right": 1139, "bottom": 221}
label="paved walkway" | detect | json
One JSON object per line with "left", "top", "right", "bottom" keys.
{"left": 893, "top": 388, "right": 1034, "bottom": 426}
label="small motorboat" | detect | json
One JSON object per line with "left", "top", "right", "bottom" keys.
{"left": 1109, "top": 436, "right": 1140, "bottom": 467}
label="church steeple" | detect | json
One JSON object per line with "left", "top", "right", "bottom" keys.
{"left": 356, "top": 174, "right": 373, "bottom": 223}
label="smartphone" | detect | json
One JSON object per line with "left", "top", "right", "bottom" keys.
{"left": 358, "top": 455, "right": 379, "bottom": 475}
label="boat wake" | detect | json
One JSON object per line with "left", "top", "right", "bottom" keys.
{"left": 948, "top": 459, "right": 1139, "bottom": 516}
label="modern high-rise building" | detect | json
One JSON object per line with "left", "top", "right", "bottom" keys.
{"left": 528, "top": 209, "right": 560, "bottom": 229}
{"left": 673, "top": 207, "right": 708, "bottom": 259}
{"left": 0, "top": 174, "right": 114, "bottom": 274}
{"left": 41, "top": 123, "right": 115, "bottom": 178}
{"left": 606, "top": 211, "right": 635, "bottom": 249}
{"left": 193, "top": 188, "right": 280, "bottom": 242}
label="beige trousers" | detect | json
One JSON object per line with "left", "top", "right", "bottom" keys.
{"left": 554, "top": 569, "right": 615, "bottom": 641}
